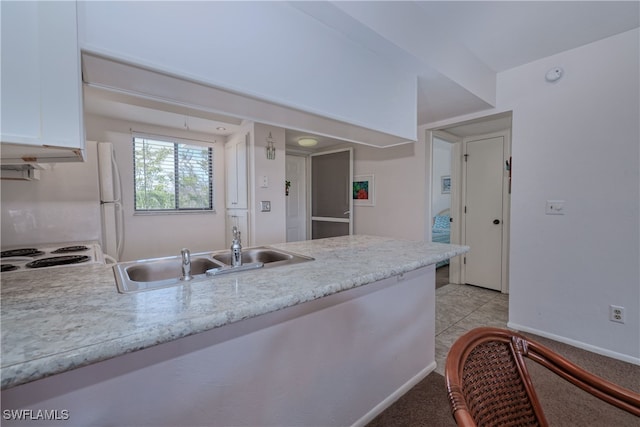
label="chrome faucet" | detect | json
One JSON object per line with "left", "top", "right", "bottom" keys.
{"left": 180, "top": 248, "right": 193, "bottom": 281}
{"left": 231, "top": 226, "right": 242, "bottom": 267}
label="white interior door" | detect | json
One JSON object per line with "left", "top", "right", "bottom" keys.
{"left": 285, "top": 154, "right": 307, "bottom": 242}
{"left": 463, "top": 135, "right": 504, "bottom": 291}
{"left": 310, "top": 148, "right": 353, "bottom": 239}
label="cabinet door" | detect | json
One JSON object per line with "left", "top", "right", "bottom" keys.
{"left": 225, "top": 136, "right": 248, "bottom": 209}
{"left": 1, "top": 1, "right": 84, "bottom": 162}
{"left": 225, "top": 142, "right": 238, "bottom": 207}
{"left": 235, "top": 136, "right": 248, "bottom": 209}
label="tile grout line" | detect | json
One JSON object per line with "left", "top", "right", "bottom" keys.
{"left": 435, "top": 289, "right": 505, "bottom": 337}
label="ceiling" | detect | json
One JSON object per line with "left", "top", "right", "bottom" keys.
{"left": 83, "top": 1, "right": 639, "bottom": 149}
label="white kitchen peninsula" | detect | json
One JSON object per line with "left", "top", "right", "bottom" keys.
{"left": 1, "top": 235, "right": 467, "bottom": 426}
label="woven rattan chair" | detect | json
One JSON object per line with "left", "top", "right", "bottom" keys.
{"left": 445, "top": 327, "right": 640, "bottom": 426}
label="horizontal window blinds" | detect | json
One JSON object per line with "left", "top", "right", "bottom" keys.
{"left": 133, "top": 136, "right": 213, "bottom": 211}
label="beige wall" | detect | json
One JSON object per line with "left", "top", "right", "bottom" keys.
{"left": 249, "top": 123, "right": 287, "bottom": 246}
{"left": 350, "top": 140, "right": 427, "bottom": 241}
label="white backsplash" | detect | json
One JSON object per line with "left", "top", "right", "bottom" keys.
{"left": 1, "top": 142, "right": 102, "bottom": 248}
{"left": 1, "top": 201, "right": 102, "bottom": 248}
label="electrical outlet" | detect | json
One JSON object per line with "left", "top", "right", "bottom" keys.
{"left": 609, "top": 305, "right": 625, "bottom": 324}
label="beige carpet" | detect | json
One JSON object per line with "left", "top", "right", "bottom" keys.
{"left": 524, "top": 333, "right": 639, "bottom": 427}
{"left": 366, "top": 372, "right": 455, "bottom": 427}
{"left": 367, "top": 332, "right": 639, "bottom": 427}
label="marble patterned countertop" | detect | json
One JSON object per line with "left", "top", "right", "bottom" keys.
{"left": 0, "top": 235, "right": 468, "bottom": 390}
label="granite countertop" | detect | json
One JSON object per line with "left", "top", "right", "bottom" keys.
{"left": 0, "top": 235, "right": 468, "bottom": 390}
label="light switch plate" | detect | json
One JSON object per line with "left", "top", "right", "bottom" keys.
{"left": 260, "top": 175, "right": 269, "bottom": 188}
{"left": 545, "top": 200, "right": 565, "bottom": 215}
{"left": 260, "top": 201, "right": 271, "bottom": 212}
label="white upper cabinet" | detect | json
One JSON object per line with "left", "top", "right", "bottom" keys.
{"left": 225, "top": 133, "right": 248, "bottom": 210}
{"left": 1, "top": 1, "right": 84, "bottom": 163}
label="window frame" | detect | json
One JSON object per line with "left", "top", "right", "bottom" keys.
{"left": 132, "top": 133, "right": 215, "bottom": 214}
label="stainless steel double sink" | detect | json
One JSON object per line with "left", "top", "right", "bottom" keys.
{"left": 113, "top": 246, "right": 314, "bottom": 293}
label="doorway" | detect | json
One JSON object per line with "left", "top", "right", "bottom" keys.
{"left": 430, "top": 114, "right": 511, "bottom": 293}
{"left": 310, "top": 148, "right": 353, "bottom": 239}
{"left": 431, "top": 136, "right": 454, "bottom": 279}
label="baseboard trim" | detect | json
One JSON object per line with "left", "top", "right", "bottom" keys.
{"left": 351, "top": 361, "right": 437, "bottom": 427}
{"left": 507, "top": 322, "right": 640, "bottom": 366}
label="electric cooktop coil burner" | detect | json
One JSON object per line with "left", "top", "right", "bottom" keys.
{"left": 1, "top": 264, "right": 19, "bottom": 272}
{"left": 26, "top": 255, "right": 91, "bottom": 269}
{"left": 51, "top": 246, "right": 90, "bottom": 254}
{"left": 1, "top": 248, "right": 45, "bottom": 258}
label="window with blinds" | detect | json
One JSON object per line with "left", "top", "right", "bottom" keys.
{"left": 133, "top": 135, "right": 214, "bottom": 212}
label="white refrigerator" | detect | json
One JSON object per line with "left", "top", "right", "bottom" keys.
{"left": 97, "top": 142, "right": 124, "bottom": 262}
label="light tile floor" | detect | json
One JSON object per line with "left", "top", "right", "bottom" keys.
{"left": 434, "top": 283, "right": 510, "bottom": 375}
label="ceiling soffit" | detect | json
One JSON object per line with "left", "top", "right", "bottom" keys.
{"left": 82, "top": 52, "right": 412, "bottom": 148}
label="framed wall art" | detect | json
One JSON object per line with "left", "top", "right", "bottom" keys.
{"left": 441, "top": 175, "right": 451, "bottom": 194}
{"left": 353, "top": 174, "right": 375, "bottom": 206}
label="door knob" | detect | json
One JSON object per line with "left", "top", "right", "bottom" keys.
{"left": 493, "top": 219, "right": 501, "bottom": 225}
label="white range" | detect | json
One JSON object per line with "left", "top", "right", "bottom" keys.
{"left": 0, "top": 242, "right": 105, "bottom": 273}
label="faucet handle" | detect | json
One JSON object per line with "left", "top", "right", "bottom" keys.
{"left": 181, "top": 248, "right": 191, "bottom": 263}
{"left": 180, "top": 248, "right": 193, "bottom": 281}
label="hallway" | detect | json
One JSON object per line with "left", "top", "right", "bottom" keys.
{"left": 434, "top": 282, "right": 509, "bottom": 375}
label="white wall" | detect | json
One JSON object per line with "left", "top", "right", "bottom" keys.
{"left": 77, "top": 1, "right": 417, "bottom": 142}
{"left": 85, "top": 115, "right": 227, "bottom": 261}
{"left": 431, "top": 138, "right": 452, "bottom": 216}
{"left": 499, "top": 29, "right": 639, "bottom": 362}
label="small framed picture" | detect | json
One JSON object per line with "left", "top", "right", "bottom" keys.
{"left": 441, "top": 175, "right": 451, "bottom": 194}
{"left": 353, "top": 174, "right": 375, "bottom": 206}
